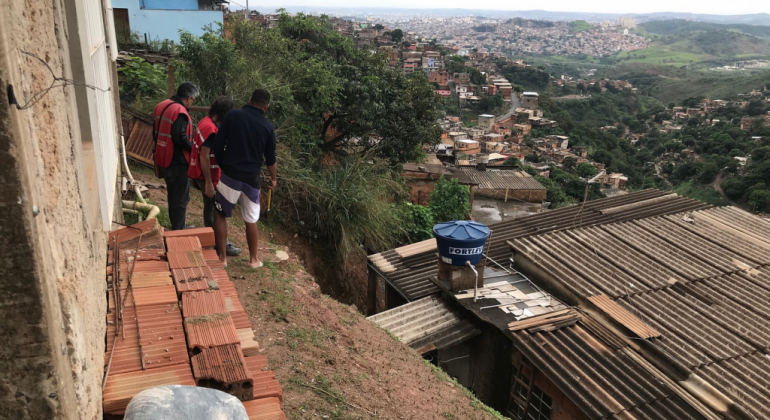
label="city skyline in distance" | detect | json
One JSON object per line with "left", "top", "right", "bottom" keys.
{"left": 228, "top": 2, "right": 770, "bottom": 18}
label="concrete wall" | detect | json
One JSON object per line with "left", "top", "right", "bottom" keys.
{"left": 113, "top": 0, "right": 223, "bottom": 42}
{"left": 143, "top": 0, "right": 198, "bottom": 10}
{"left": 0, "top": 0, "right": 116, "bottom": 418}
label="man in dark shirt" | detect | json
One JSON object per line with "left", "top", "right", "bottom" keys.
{"left": 153, "top": 82, "right": 199, "bottom": 230}
{"left": 202, "top": 89, "right": 277, "bottom": 268}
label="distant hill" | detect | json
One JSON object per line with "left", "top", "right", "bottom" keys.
{"left": 506, "top": 18, "right": 554, "bottom": 28}
{"left": 640, "top": 19, "right": 770, "bottom": 38}
{"left": 569, "top": 20, "right": 594, "bottom": 33}
{"left": 611, "top": 20, "right": 770, "bottom": 68}
{"left": 249, "top": 6, "right": 770, "bottom": 26}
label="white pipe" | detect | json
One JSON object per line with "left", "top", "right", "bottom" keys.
{"left": 466, "top": 261, "right": 480, "bottom": 302}
{"left": 122, "top": 200, "right": 160, "bottom": 220}
{"left": 120, "top": 134, "right": 146, "bottom": 204}
{"left": 122, "top": 208, "right": 140, "bottom": 214}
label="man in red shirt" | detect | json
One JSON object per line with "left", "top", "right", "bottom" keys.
{"left": 188, "top": 96, "right": 241, "bottom": 256}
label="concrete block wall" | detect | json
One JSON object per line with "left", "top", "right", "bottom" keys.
{"left": 0, "top": 1, "right": 111, "bottom": 418}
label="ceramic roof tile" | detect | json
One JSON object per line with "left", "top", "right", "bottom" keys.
{"left": 184, "top": 312, "right": 240, "bottom": 350}
{"left": 230, "top": 310, "right": 252, "bottom": 329}
{"left": 166, "top": 236, "right": 203, "bottom": 252}
{"left": 191, "top": 344, "right": 253, "bottom": 401}
{"left": 133, "top": 285, "right": 179, "bottom": 307}
{"left": 244, "top": 355, "right": 269, "bottom": 374}
{"left": 239, "top": 329, "right": 261, "bottom": 356}
{"left": 136, "top": 302, "right": 188, "bottom": 370}
{"left": 103, "top": 364, "right": 195, "bottom": 415}
{"left": 164, "top": 227, "right": 216, "bottom": 248}
{"left": 172, "top": 266, "right": 215, "bottom": 293}
{"left": 119, "top": 272, "right": 173, "bottom": 290}
{"left": 167, "top": 250, "right": 207, "bottom": 269}
{"left": 181, "top": 290, "right": 228, "bottom": 317}
{"left": 109, "top": 219, "right": 161, "bottom": 247}
{"left": 242, "top": 397, "right": 287, "bottom": 420}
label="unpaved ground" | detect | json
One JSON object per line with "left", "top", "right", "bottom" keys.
{"left": 128, "top": 162, "right": 504, "bottom": 420}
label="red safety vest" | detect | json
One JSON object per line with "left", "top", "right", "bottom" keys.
{"left": 188, "top": 116, "right": 221, "bottom": 186}
{"left": 153, "top": 99, "right": 192, "bottom": 168}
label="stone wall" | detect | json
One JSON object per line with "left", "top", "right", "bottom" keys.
{"left": 0, "top": 0, "right": 112, "bottom": 418}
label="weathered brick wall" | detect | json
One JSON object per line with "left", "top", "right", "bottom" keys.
{"left": 0, "top": 1, "right": 109, "bottom": 418}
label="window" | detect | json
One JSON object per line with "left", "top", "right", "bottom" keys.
{"left": 507, "top": 364, "right": 553, "bottom": 420}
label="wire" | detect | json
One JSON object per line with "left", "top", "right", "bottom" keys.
{"left": 12, "top": 51, "right": 110, "bottom": 110}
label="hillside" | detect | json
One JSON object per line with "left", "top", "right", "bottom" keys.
{"left": 614, "top": 25, "right": 770, "bottom": 67}
{"left": 639, "top": 19, "right": 770, "bottom": 38}
{"left": 128, "top": 162, "right": 505, "bottom": 420}
{"left": 601, "top": 64, "right": 770, "bottom": 103}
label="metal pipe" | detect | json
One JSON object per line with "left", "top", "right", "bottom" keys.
{"left": 466, "top": 261, "right": 479, "bottom": 302}
{"left": 120, "top": 134, "right": 146, "bottom": 203}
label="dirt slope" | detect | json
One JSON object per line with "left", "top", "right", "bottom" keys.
{"left": 129, "top": 163, "right": 504, "bottom": 420}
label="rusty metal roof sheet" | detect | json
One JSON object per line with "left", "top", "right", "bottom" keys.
{"left": 587, "top": 295, "right": 659, "bottom": 339}
{"left": 455, "top": 167, "right": 546, "bottom": 190}
{"left": 184, "top": 312, "right": 240, "bottom": 350}
{"left": 182, "top": 290, "right": 228, "bottom": 317}
{"left": 164, "top": 227, "right": 216, "bottom": 248}
{"left": 367, "top": 296, "right": 480, "bottom": 351}
{"left": 172, "top": 266, "right": 215, "bottom": 293}
{"left": 165, "top": 236, "right": 203, "bottom": 252}
{"left": 103, "top": 364, "right": 195, "bottom": 415}
{"left": 368, "top": 190, "right": 711, "bottom": 301}
{"left": 167, "top": 250, "right": 207, "bottom": 269}
{"left": 125, "top": 118, "right": 155, "bottom": 166}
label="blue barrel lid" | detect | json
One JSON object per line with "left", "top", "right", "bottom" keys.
{"left": 433, "top": 220, "right": 490, "bottom": 241}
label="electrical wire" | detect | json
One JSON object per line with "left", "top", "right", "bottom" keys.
{"left": 12, "top": 51, "right": 110, "bottom": 111}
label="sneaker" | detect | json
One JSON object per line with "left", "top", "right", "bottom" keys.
{"left": 226, "top": 243, "right": 242, "bottom": 256}
{"left": 184, "top": 224, "right": 197, "bottom": 229}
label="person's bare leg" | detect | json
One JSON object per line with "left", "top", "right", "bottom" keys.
{"left": 214, "top": 210, "right": 228, "bottom": 265}
{"left": 245, "top": 222, "right": 260, "bottom": 267}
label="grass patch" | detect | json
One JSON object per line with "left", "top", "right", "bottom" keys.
{"left": 424, "top": 360, "right": 510, "bottom": 420}
{"left": 285, "top": 327, "right": 333, "bottom": 351}
{"left": 675, "top": 180, "right": 730, "bottom": 206}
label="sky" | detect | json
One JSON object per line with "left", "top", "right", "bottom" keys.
{"left": 228, "top": 1, "right": 770, "bottom": 16}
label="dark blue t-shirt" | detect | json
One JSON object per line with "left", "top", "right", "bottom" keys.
{"left": 203, "top": 105, "right": 276, "bottom": 188}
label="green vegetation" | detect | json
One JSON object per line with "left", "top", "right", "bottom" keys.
{"left": 639, "top": 20, "right": 770, "bottom": 38}
{"left": 569, "top": 20, "right": 594, "bottom": 33}
{"left": 398, "top": 176, "right": 472, "bottom": 244}
{"left": 674, "top": 180, "right": 729, "bottom": 206}
{"left": 165, "top": 15, "right": 445, "bottom": 263}
{"left": 117, "top": 57, "right": 167, "bottom": 112}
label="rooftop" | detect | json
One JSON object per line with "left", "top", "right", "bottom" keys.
{"left": 510, "top": 205, "right": 770, "bottom": 420}
{"left": 455, "top": 167, "right": 546, "bottom": 191}
{"left": 367, "top": 190, "right": 711, "bottom": 302}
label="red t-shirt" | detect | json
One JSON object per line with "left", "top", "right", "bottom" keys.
{"left": 188, "top": 116, "right": 221, "bottom": 186}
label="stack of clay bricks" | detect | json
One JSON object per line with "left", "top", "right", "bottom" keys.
{"left": 103, "top": 220, "right": 194, "bottom": 417}
{"left": 102, "top": 223, "right": 285, "bottom": 419}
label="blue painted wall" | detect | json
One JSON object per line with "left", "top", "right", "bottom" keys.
{"left": 113, "top": 0, "right": 222, "bottom": 42}
{"left": 141, "top": 0, "right": 198, "bottom": 10}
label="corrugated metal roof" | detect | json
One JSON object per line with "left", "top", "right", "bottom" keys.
{"left": 587, "top": 295, "right": 660, "bottom": 339}
{"left": 455, "top": 167, "right": 546, "bottom": 191}
{"left": 510, "top": 324, "right": 707, "bottom": 420}
{"left": 510, "top": 206, "right": 770, "bottom": 420}
{"left": 368, "top": 190, "right": 711, "bottom": 301}
{"left": 367, "top": 296, "right": 480, "bottom": 351}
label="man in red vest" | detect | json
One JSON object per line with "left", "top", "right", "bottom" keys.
{"left": 188, "top": 96, "right": 241, "bottom": 256}
{"left": 153, "top": 82, "right": 199, "bottom": 230}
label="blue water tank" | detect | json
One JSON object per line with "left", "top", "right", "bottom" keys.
{"left": 433, "top": 220, "right": 491, "bottom": 266}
